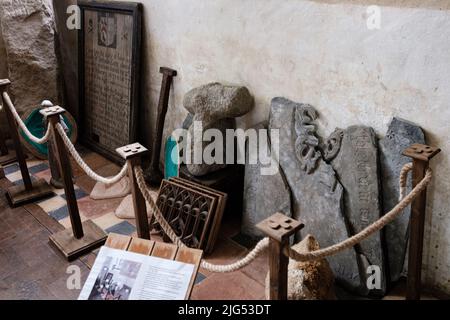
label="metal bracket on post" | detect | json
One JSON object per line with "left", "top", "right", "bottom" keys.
{"left": 43, "top": 106, "right": 107, "bottom": 261}
{"left": 257, "top": 212, "right": 304, "bottom": 300}
{"left": 403, "top": 143, "right": 441, "bottom": 300}
{"left": 0, "top": 79, "right": 53, "bottom": 206}
{"left": 116, "top": 142, "right": 150, "bottom": 240}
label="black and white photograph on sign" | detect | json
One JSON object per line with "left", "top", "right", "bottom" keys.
{"left": 78, "top": 247, "right": 195, "bottom": 300}
{"left": 87, "top": 256, "right": 141, "bottom": 301}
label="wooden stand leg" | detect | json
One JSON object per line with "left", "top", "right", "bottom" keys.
{"left": 0, "top": 124, "right": 8, "bottom": 155}
{"left": 1, "top": 79, "right": 53, "bottom": 206}
{"left": 257, "top": 212, "right": 304, "bottom": 300}
{"left": 403, "top": 144, "right": 441, "bottom": 300}
{"left": 117, "top": 143, "right": 150, "bottom": 239}
{"left": 42, "top": 106, "right": 106, "bottom": 261}
{"left": 146, "top": 67, "right": 177, "bottom": 186}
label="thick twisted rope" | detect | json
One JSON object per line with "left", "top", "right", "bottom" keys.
{"left": 399, "top": 162, "right": 413, "bottom": 200}
{"left": 134, "top": 163, "right": 432, "bottom": 272}
{"left": 2, "top": 92, "right": 51, "bottom": 144}
{"left": 285, "top": 165, "right": 432, "bottom": 262}
{"left": 55, "top": 123, "right": 128, "bottom": 185}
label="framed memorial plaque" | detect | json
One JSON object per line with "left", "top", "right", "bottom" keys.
{"left": 78, "top": 1, "right": 142, "bottom": 163}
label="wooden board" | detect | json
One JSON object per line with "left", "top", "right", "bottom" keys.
{"left": 78, "top": 1, "right": 142, "bottom": 163}
{"left": 49, "top": 219, "right": 107, "bottom": 261}
{"left": 170, "top": 177, "right": 228, "bottom": 254}
{"left": 6, "top": 178, "right": 54, "bottom": 207}
{"left": 104, "top": 233, "right": 202, "bottom": 300}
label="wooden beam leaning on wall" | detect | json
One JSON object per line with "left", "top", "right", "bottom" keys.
{"left": 0, "top": 79, "right": 53, "bottom": 206}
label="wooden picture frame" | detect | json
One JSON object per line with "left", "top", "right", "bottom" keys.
{"left": 78, "top": 1, "right": 142, "bottom": 163}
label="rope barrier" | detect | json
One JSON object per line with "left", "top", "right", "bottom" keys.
{"left": 134, "top": 163, "right": 432, "bottom": 272}
{"left": 55, "top": 123, "right": 128, "bottom": 185}
{"left": 399, "top": 162, "right": 413, "bottom": 201}
{"left": 285, "top": 166, "right": 432, "bottom": 262}
{"left": 2, "top": 92, "right": 51, "bottom": 145}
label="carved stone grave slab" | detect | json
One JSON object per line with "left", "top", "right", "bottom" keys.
{"left": 331, "top": 125, "right": 386, "bottom": 295}
{"left": 242, "top": 122, "right": 291, "bottom": 240}
{"left": 269, "top": 97, "right": 362, "bottom": 292}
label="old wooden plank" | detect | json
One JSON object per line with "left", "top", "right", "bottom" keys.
{"left": 151, "top": 242, "right": 178, "bottom": 260}
{"left": 175, "top": 247, "right": 203, "bottom": 299}
{"left": 104, "top": 233, "right": 131, "bottom": 250}
{"left": 128, "top": 238, "right": 154, "bottom": 255}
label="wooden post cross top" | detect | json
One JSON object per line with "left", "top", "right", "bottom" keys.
{"left": 257, "top": 212, "right": 304, "bottom": 300}
{"left": 116, "top": 142, "right": 151, "bottom": 240}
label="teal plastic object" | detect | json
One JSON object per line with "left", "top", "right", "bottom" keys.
{"left": 19, "top": 108, "right": 74, "bottom": 159}
{"left": 164, "top": 135, "right": 180, "bottom": 180}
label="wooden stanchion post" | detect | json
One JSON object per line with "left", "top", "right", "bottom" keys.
{"left": 257, "top": 212, "right": 304, "bottom": 300}
{"left": 0, "top": 79, "right": 19, "bottom": 166}
{"left": 116, "top": 143, "right": 150, "bottom": 240}
{"left": 0, "top": 79, "right": 53, "bottom": 206}
{"left": 403, "top": 143, "right": 441, "bottom": 300}
{"left": 42, "top": 106, "right": 107, "bottom": 261}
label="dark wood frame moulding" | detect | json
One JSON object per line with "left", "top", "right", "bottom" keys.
{"left": 78, "top": 0, "right": 142, "bottom": 164}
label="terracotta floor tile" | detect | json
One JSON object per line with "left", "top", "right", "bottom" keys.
{"left": 191, "top": 271, "right": 265, "bottom": 300}
{"left": 34, "top": 168, "right": 52, "bottom": 183}
{"left": 37, "top": 196, "right": 66, "bottom": 213}
{"left": 218, "top": 214, "right": 242, "bottom": 239}
{"left": 200, "top": 238, "right": 247, "bottom": 276}
{"left": 59, "top": 213, "right": 89, "bottom": 229}
{"left": 240, "top": 249, "right": 269, "bottom": 286}
{"left": 70, "top": 152, "right": 112, "bottom": 178}
{"left": 74, "top": 163, "right": 124, "bottom": 196}
{"left": 74, "top": 174, "right": 96, "bottom": 194}
{"left": 77, "top": 196, "right": 124, "bottom": 220}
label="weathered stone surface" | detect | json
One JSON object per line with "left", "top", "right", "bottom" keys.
{"left": 265, "top": 235, "right": 335, "bottom": 300}
{"left": 183, "top": 82, "right": 253, "bottom": 123}
{"left": 380, "top": 117, "right": 425, "bottom": 282}
{"left": 331, "top": 125, "right": 386, "bottom": 295}
{"left": 185, "top": 117, "right": 236, "bottom": 176}
{"left": 183, "top": 83, "right": 253, "bottom": 176}
{"left": 322, "top": 128, "right": 344, "bottom": 162}
{"left": 0, "top": 0, "right": 58, "bottom": 116}
{"left": 269, "top": 97, "right": 362, "bottom": 292}
{"left": 242, "top": 122, "right": 291, "bottom": 239}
